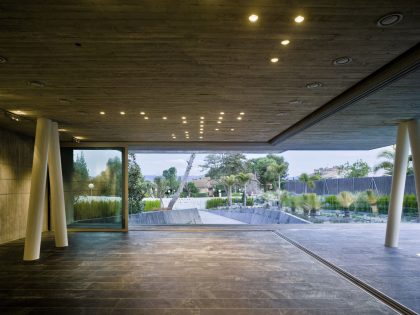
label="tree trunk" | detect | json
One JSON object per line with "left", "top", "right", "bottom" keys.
{"left": 228, "top": 186, "right": 232, "bottom": 207}
{"left": 278, "top": 174, "right": 281, "bottom": 190}
{"left": 243, "top": 184, "right": 247, "bottom": 206}
{"left": 167, "top": 153, "right": 196, "bottom": 210}
{"left": 371, "top": 203, "right": 378, "bottom": 215}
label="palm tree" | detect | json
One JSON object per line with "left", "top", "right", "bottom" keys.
{"left": 298, "top": 173, "right": 319, "bottom": 193}
{"left": 153, "top": 176, "right": 168, "bottom": 209}
{"left": 167, "top": 153, "right": 196, "bottom": 210}
{"left": 266, "top": 162, "right": 287, "bottom": 190}
{"left": 366, "top": 189, "right": 379, "bottom": 215}
{"left": 235, "top": 172, "right": 254, "bottom": 207}
{"left": 337, "top": 191, "right": 355, "bottom": 217}
{"left": 373, "top": 146, "right": 413, "bottom": 175}
{"left": 219, "top": 175, "right": 237, "bottom": 207}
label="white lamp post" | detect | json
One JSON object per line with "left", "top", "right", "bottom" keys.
{"left": 88, "top": 183, "right": 94, "bottom": 197}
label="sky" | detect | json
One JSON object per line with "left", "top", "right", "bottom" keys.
{"left": 76, "top": 146, "right": 395, "bottom": 178}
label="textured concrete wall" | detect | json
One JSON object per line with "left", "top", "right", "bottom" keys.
{"left": 206, "top": 208, "right": 309, "bottom": 224}
{"left": 0, "top": 128, "right": 48, "bottom": 244}
{"left": 129, "top": 209, "right": 202, "bottom": 225}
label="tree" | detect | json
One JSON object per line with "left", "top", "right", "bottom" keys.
{"left": 302, "top": 193, "right": 321, "bottom": 216}
{"left": 235, "top": 172, "right": 253, "bottom": 206}
{"left": 343, "top": 160, "right": 370, "bottom": 178}
{"left": 94, "top": 157, "right": 122, "bottom": 196}
{"left": 128, "top": 153, "right": 151, "bottom": 214}
{"left": 167, "top": 154, "right": 196, "bottom": 210}
{"left": 183, "top": 182, "right": 199, "bottom": 197}
{"left": 200, "top": 153, "right": 247, "bottom": 179}
{"left": 162, "top": 166, "right": 179, "bottom": 193}
{"left": 373, "top": 147, "right": 413, "bottom": 175}
{"left": 337, "top": 191, "right": 355, "bottom": 217}
{"left": 366, "top": 189, "right": 379, "bottom": 215}
{"left": 153, "top": 176, "right": 168, "bottom": 209}
{"left": 219, "top": 175, "right": 237, "bottom": 207}
{"left": 298, "top": 173, "right": 320, "bottom": 194}
{"left": 248, "top": 155, "right": 289, "bottom": 191}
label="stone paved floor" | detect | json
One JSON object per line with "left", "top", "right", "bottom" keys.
{"left": 278, "top": 223, "right": 420, "bottom": 313}
{"left": 0, "top": 228, "right": 396, "bottom": 314}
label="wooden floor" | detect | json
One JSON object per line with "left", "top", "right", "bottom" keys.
{"left": 0, "top": 228, "right": 396, "bottom": 314}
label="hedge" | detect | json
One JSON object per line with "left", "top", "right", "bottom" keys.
{"left": 74, "top": 200, "right": 122, "bottom": 221}
{"left": 143, "top": 200, "right": 162, "bottom": 211}
{"left": 206, "top": 197, "right": 254, "bottom": 209}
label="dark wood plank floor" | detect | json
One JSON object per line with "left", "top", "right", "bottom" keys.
{"left": 0, "top": 228, "right": 396, "bottom": 314}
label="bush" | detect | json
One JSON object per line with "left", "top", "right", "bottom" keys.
{"left": 143, "top": 200, "right": 161, "bottom": 211}
{"left": 403, "top": 194, "right": 418, "bottom": 215}
{"left": 74, "top": 200, "right": 122, "bottom": 221}
{"left": 192, "top": 192, "right": 208, "bottom": 197}
{"left": 206, "top": 198, "right": 227, "bottom": 209}
{"left": 322, "top": 195, "right": 339, "bottom": 210}
{"left": 352, "top": 192, "right": 370, "bottom": 212}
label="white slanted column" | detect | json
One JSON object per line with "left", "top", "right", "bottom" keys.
{"left": 385, "top": 122, "right": 410, "bottom": 248}
{"left": 408, "top": 119, "right": 420, "bottom": 219}
{"left": 48, "top": 122, "right": 68, "bottom": 247}
{"left": 24, "top": 118, "right": 52, "bottom": 261}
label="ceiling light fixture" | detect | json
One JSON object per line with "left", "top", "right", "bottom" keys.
{"left": 199, "top": 136, "right": 203, "bottom": 139}
{"left": 220, "top": 112, "right": 225, "bottom": 115}
{"left": 144, "top": 116, "right": 149, "bottom": 120}
{"left": 215, "top": 128, "right": 219, "bottom": 131}
{"left": 281, "top": 40, "right": 290, "bottom": 46}
{"left": 200, "top": 128, "right": 203, "bottom": 131}
{"left": 0, "top": 56, "right": 7, "bottom": 63}
{"left": 182, "top": 120, "right": 187, "bottom": 124}
{"left": 237, "top": 117, "right": 242, "bottom": 120}
{"left": 58, "top": 128, "right": 67, "bottom": 132}
{"left": 185, "top": 131, "right": 189, "bottom": 133}
{"left": 200, "top": 116, "right": 205, "bottom": 120}
{"left": 162, "top": 116, "right": 167, "bottom": 120}
{"left": 377, "top": 13, "right": 403, "bottom": 27}
{"left": 200, "top": 131, "right": 203, "bottom": 134}
{"left": 306, "top": 82, "right": 323, "bottom": 89}
{"left": 100, "top": 111, "right": 105, "bottom": 115}
{"left": 218, "top": 116, "right": 223, "bottom": 120}
{"left": 140, "top": 111, "right": 145, "bottom": 115}
{"left": 120, "top": 111, "right": 126, "bottom": 115}
{"left": 230, "top": 128, "right": 235, "bottom": 131}
{"left": 200, "top": 125, "right": 204, "bottom": 128}
{"left": 200, "top": 121, "right": 204, "bottom": 124}
{"left": 333, "top": 56, "right": 352, "bottom": 65}
{"left": 249, "top": 14, "right": 259, "bottom": 22}
{"left": 270, "top": 57, "right": 279, "bottom": 63}
{"left": 294, "top": 15, "right": 305, "bottom": 23}
{"left": 27, "top": 80, "right": 45, "bottom": 87}
{"left": 240, "top": 112, "right": 245, "bottom": 115}
{"left": 181, "top": 116, "right": 186, "bottom": 120}
{"left": 217, "top": 121, "right": 222, "bottom": 124}
{"left": 5, "top": 111, "right": 21, "bottom": 122}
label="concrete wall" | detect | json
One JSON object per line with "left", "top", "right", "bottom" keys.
{"left": 129, "top": 209, "right": 202, "bottom": 225}
{"left": 206, "top": 208, "right": 309, "bottom": 224}
{"left": 0, "top": 128, "right": 48, "bottom": 244}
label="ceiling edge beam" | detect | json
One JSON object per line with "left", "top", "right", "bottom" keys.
{"left": 269, "top": 43, "right": 420, "bottom": 146}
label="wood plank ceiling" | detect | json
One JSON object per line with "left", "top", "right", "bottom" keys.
{"left": 0, "top": 0, "right": 419, "bottom": 150}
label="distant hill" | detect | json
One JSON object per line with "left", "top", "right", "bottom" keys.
{"left": 144, "top": 175, "right": 203, "bottom": 182}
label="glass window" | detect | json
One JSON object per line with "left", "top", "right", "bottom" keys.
{"left": 61, "top": 148, "right": 124, "bottom": 229}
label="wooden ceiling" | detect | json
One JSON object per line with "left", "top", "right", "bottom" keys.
{"left": 0, "top": 0, "right": 419, "bottom": 150}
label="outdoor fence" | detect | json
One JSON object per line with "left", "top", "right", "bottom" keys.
{"left": 284, "top": 175, "right": 417, "bottom": 196}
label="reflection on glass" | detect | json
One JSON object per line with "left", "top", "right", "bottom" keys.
{"left": 61, "top": 148, "right": 123, "bottom": 229}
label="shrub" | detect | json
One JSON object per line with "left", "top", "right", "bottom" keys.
{"left": 193, "top": 192, "right": 208, "bottom": 198}
{"left": 143, "top": 200, "right": 161, "bottom": 211}
{"left": 206, "top": 198, "right": 228, "bottom": 209}
{"left": 352, "top": 192, "right": 371, "bottom": 212}
{"left": 74, "top": 200, "right": 122, "bottom": 221}
{"left": 403, "top": 194, "right": 418, "bottom": 215}
{"left": 377, "top": 195, "right": 390, "bottom": 214}
{"left": 322, "top": 195, "right": 339, "bottom": 210}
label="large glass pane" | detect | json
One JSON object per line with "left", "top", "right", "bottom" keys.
{"left": 61, "top": 148, "right": 124, "bottom": 229}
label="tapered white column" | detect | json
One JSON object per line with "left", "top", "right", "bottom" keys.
{"left": 408, "top": 119, "right": 420, "bottom": 219}
{"left": 24, "top": 118, "right": 51, "bottom": 260}
{"left": 48, "top": 122, "right": 68, "bottom": 247}
{"left": 385, "top": 122, "right": 409, "bottom": 248}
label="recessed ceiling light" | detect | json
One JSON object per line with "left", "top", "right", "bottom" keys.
{"left": 306, "top": 82, "right": 324, "bottom": 89}
{"left": 162, "top": 116, "right": 167, "bottom": 120}
{"left": 100, "top": 111, "right": 105, "bottom": 115}
{"left": 181, "top": 116, "right": 186, "bottom": 120}
{"left": 27, "top": 80, "right": 45, "bottom": 87}
{"left": 200, "top": 121, "right": 204, "bottom": 124}
{"left": 270, "top": 57, "right": 279, "bottom": 63}
{"left": 0, "top": 56, "right": 7, "bottom": 63}
{"left": 217, "top": 121, "right": 222, "bottom": 124}
{"left": 200, "top": 128, "right": 203, "bottom": 131}
{"left": 58, "top": 128, "right": 67, "bottom": 132}
{"left": 199, "top": 136, "right": 203, "bottom": 139}
{"left": 200, "top": 116, "right": 205, "bottom": 120}
{"left": 220, "top": 112, "right": 225, "bottom": 115}
{"left": 249, "top": 14, "right": 258, "bottom": 22}
{"left": 200, "top": 125, "right": 204, "bottom": 128}
{"left": 240, "top": 112, "right": 245, "bottom": 115}
{"left": 182, "top": 120, "right": 187, "bottom": 124}
{"left": 289, "top": 99, "right": 303, "bottom": 105}
{"left": 199, "top": 131, "right": 203, "bottom": 134}
{"left": 377, "top": 13, "right": 403, "bottom": 27}
{"left": 230, "top": 128, "right": 235, "bottom": 131}
{"left": 333, "top": 56, "right": 352, "bottom": 65}
{"left": 215, "top": 128, "right": 219, "bottom": 131}
{"left": 295, "top": 15, "right": 305, "bottom": 23}
{"left": 281, "top": 40, "right": 290, "bottom": 46}
{"left": 172, "top": 137, "right": 176, "bottom": 139}
{"left": 144, "top": 116, "right": 149, "bottom": 120}
{"left": 185, "top": 131, "right": 189, "bottom": 133}
{"left": 120, "top": 111, "right": 126, "bottom": 115}
{"left": 140, "top": 111, "right": 145, "bottom": 115}
{"left": 218, "top": 116, "right": 223, "bottom": 120}
{"left": 237, "top": 117, "right": 242, "bottom": 120}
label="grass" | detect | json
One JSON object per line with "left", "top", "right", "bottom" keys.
{"left": 74, "top": 200, "right": 122, "bottom": 221}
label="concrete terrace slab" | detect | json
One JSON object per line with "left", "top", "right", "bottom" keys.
{"left": 0, "top": 228, "right": 396, "bottom": 314}
{"left": 277, "top": 223, "right": 420, "bottom": 313}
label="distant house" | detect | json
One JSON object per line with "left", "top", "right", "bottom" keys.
{"left": 313, "top": 166, "right": 342, "bottom": 179}
{"left": 191, "top": 177, "right": 214, "bottom": 196}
